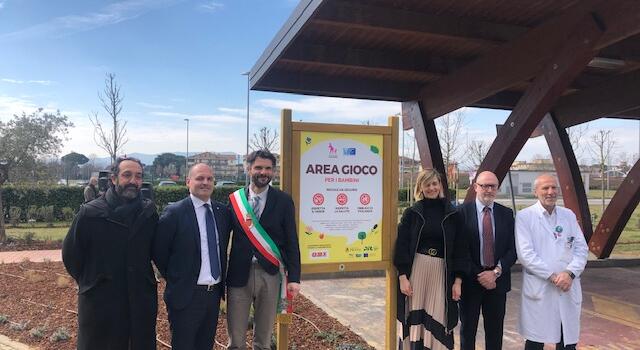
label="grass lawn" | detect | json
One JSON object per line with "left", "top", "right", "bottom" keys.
{"left": 6, "top": 225, "right": 69, "bottom": 241}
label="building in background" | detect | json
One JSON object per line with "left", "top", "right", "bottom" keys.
{"left": 187, "top": 152, "right": 240, "bottom": 182}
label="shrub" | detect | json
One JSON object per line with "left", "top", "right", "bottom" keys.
{"left": 9, "top": 207, "right": 21, "bottom": 227}
{"left": 61, "top": 207, "right": 75, "bottom": 222}
{"left": 335, "top": 344, "right": 367, "bottom": 350}
{"left": 50, "top": 327, "right": 70, "bottom": 342}
{"left": 27, "top": 205, "right": 39, "bottom": 222}
{"left": 39, "top": 205, "right": 55, "bottom": 227}
{"left": 9, "top": 321, "right": 27, "bottom": 331}
{"left": 0, "top": 315, "right": 7, "bottom": 324}
{"left": 29, "top": 326, "right": 46, "bottom": 338}
{"left": 315, "top": 331, "right": 343, "bottom": 344}
{"left": 23, "top": 232, "right": 36, "bottom": 245}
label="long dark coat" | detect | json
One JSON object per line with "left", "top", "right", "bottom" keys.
{"left": 393, "top": 199, "right": 470, "bottom": 335}
{"left": 62, "top": 194, "right": 159, "bottom": 350}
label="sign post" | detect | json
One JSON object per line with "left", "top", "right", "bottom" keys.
{"left": 278, "top": 109, "right": 398, "bottom": 349}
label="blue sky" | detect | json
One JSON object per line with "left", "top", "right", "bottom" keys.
{"left": 1, "top": 0, "right": 638, "bottom": 167}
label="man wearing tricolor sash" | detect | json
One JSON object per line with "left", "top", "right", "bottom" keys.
{"left": 227, "top": 149, "right": 301, "bottom": 350}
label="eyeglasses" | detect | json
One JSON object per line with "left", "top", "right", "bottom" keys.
{"left": 476, "top": 183, "right": 498, "bottom": 190}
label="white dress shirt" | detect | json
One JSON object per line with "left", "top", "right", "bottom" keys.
{"left": 190, "top": 194, "right": 221, "bottom": 285}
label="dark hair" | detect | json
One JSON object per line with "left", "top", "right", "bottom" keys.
{"left": 246, "top": 149, "right": 276, "bottom": 167}
{"left": 111, "top": 156, "right": 144, "bottom": 176}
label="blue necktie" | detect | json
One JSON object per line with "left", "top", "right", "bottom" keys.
{"left": 203, "top": 203, "right": 220, "bottom": 280}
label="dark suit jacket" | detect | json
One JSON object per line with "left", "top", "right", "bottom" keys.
{"left": 153, "top": 197, "right": 232, "bottom": 310}
{"left": 458, "top": 201, "right": 516, "bottom": 293}
{"left": 227, "top": 186, "right": 301, "bottom": 287}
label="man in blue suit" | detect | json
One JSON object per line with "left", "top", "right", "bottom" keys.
{"left": 153, "top": 163, "right": 232, "bottom": 350}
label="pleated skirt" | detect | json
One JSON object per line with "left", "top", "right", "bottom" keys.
{"left": 398, "top": 253, "right": 453, "bottom": 350}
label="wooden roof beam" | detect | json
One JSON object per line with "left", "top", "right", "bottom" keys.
{"left": 312, "top": 0, "right": 528, "bottom": 46}
{"left": 555, "top": 69, "right": 640, "bottom": 127}
{"left": 418, "top": 0, "right": 640, "bottom": 121}
{"left": 464, "top": 10, "right": 603, "bottom": 202}
{"left": 253, "top": 70, "right": 420, "bottom": 101}
{"left": 280, "top": 43, "right": 473, "bottom": 79}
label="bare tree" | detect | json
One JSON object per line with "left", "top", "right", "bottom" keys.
{"left": 436, "top": 110, "right": 465, "bottom": 170}
{"left": 89, "top": 73, "right": 128, "bottom": 164}
{"left": 466, "top": 140, "right": 489, "bottom": 170}
{"left": 436, "top": 110, "right": 465, "bottom": 191}
{"left": 589, "top": 129, "right": 617, "bottom": 213}
{"left": 567, "top": 124, "right": 588, "bottom": 161}
{"left": 250, "top": 127, "right": 279, "bottom": 153}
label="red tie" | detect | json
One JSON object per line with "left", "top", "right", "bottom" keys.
{"left": 482, "top": 206, "right": 494, "bottom": 267}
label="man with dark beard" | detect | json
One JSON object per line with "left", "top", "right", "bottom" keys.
{"left": 226, "top": 149, "right": 301, "bottom": 350}
{"left": 63, "top": 156, "right": 159, "bottom": 350}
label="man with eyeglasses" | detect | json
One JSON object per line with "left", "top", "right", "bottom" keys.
{"left": 63, "top": 156, "right": 159, "bottom": 350}
{"left": 458, "top": 171, "right": 517, "bottom": 350}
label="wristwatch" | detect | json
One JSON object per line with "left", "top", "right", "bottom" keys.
{"left": 493, "top": 266, "right": 502, "bottom": 278}
{"left": 565, "top": 270, "right": 576, "bottom": 279}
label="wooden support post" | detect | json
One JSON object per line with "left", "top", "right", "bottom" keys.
{"left": 465, "top": 13, "right": 603, "bottom": 202}
{"left": 540, "top": 113, "right": 593, "bottom": 240}
{"left": 401, "top": 101, "right": 448, "bottom": 190}
{"left": 276, "top": 313, "right": 293, "bottom": 350}
{"left": 589, "top": 160, "right": 640, "bottom": 258}
{"left": 277, "top": 109, "right": 293, "bottom": 349}
{"left": 386, "top": 116, "right": 399, "bottom": 350}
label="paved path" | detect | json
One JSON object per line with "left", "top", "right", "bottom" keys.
{"left": 0, "top": 250, "right": 61, "bottom": 264}
{"left": 2, "top": 249, "right": 639, "bottom": 349}
{"left": 0, "top": 335, "right": 30, "bottom": 350}
{"left": 302, "top": 264, "right": 640, "bottom": 349}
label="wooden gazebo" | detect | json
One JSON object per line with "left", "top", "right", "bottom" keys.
{"left": 249, "top": 0, "right": 640, "bottom": 258}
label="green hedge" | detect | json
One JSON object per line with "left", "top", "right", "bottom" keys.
{"left": 3, "top": 185, "right": 417, "bottom": 220}
{"left": 1, "top": 185, "right": 244, "bottom": 220}
{"left": 1, "top": 185, "right": 85, "bottom": 220}
{"left": 153, "top": 186, "right": 240, "bottom": 211}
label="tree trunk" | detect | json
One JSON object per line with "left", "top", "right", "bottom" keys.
{"left": 0, "top": 186, "right": 6, "bottom": 242}
{"left": 601, "top": 167, "right": 605, "bottom": 214}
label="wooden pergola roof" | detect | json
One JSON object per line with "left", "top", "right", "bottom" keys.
{"left": 250, "top": 0, "right": 640, "bottom": 128}
{"left": 251, "top": 0, "right": 640, "bottom": 260}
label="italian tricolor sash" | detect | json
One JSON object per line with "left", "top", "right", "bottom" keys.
{"left": 229, "top": 188, "right": 292, "bottom": 313}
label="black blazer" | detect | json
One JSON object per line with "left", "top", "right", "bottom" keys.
{"left": 226, "top": 186, "right": 301, "bottom": 287}
{"left": 153, "top": 197, "right": 232, "bottom": 310}
{"left": 458, "top": 201, "right": 516, "bottom": 293}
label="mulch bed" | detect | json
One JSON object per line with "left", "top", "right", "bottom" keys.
{"left": 0, "top": 261, "right": 374, "bottom": 350}
{"left": 0, "top": 238, "right": 63, "bottom": 252}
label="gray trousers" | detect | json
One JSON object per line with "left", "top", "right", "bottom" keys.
{"left": 227, "top": 262, "right": 280, "bottom": 350}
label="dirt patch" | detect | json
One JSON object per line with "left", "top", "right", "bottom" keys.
{"left": 0, "top": 238, "right": 62, "bottom": 252}
{"left": 0, "top": 261, "right": 374, "bottom": 349}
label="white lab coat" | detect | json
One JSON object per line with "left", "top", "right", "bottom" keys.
{"left": 515, "top": 201, "right": 588, "bottom": 345}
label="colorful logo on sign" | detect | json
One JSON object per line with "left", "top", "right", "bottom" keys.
{"left": 310, "top": 250, "right": 328, "bottom": 259}
{"left": 343, "top": 147, "right": 356, "bottom": 156}
{"left": 360, "top": 193, "right": 371, "bottom": 205}
{"left": 328, "top": 143, "right": 337, "bottom": 158}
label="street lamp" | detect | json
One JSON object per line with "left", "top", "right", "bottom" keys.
{"left": 184, "top": 118, "right": 189, "bottom": 180}
{"left": 241, "top": 71, "right": 250, "bottom": 186}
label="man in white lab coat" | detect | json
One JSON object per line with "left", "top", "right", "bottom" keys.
{"left": 515, "top": 174, "right": 588, "bottom": 350}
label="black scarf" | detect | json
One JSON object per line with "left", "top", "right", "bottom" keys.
{"left": 104, "top": 186, "right": 143, "bottom": 227}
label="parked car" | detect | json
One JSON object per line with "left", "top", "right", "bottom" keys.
{"left": 215, "top": 180, "right": 236, "bottom": 187}
{"left": 158, "top": 180, "right": 177, "bottom": 187}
